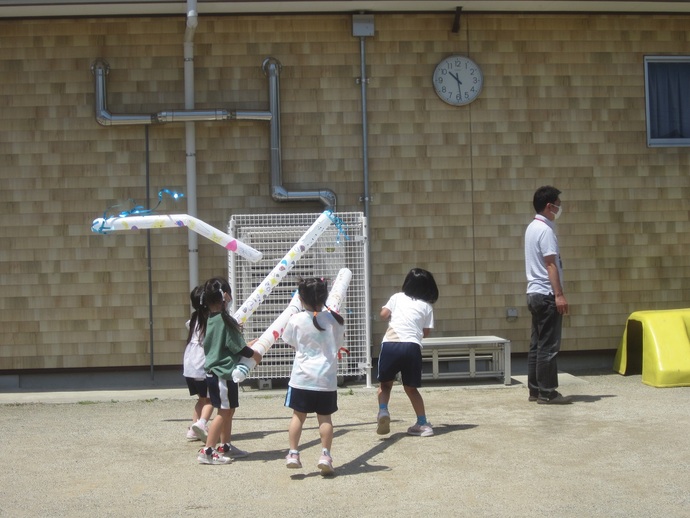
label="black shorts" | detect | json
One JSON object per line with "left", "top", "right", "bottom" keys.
{"left": 206, "top": 372, "right": 239, "bottom": 410}
{"left": 285, "top": 386, "right": 338, "bottom": 415}
{"left": 377, "top": 341, "right": 423, "bottom": 388}
{"left": 185, "top": 377, "right": 208, "bottom": 398}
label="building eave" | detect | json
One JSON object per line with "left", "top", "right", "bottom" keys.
{"left": 3, "top": 0, "right": 690, "bottom": 19}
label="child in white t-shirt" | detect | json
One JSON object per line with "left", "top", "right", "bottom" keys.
{"left": 183, "top": 285, "right": 212, "bottom": 442}
{"left": 282, "top": 277, "right": 345, "bottom": 476}
{"left": 376, "top": 268, "right": 439, "bottom": 437}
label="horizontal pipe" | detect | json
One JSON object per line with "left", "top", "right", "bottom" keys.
{"left": 155, "top": 110, "right": 230, "bottom": 123}
{"left": 234, "top": 110, "right": 272, "bottom": 120}
{"left": 271, "top": 185, "right": 337, "bottom": 208}
{"left": 92, "top": 59, "right": 273, "bottom": 126}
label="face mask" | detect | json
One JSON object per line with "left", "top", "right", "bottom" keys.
{"left": 551, "top": 203, "right": 562, "bottom": 220}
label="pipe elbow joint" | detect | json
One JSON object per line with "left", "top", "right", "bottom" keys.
{"left": 271, "top": 186, "right": 289, "bottom": 202}
{"left": 319, "top": 190, "right": 337, "bottom": 210}
{"left": 95, "top": 109, "right": 114, "bottom": 126}
{"left": 271, "top": 186, "right": 336, "bottom": 210}
{"left": 262, "top": 57, "right": 282, "bottom": 76}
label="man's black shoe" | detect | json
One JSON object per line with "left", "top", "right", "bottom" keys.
{"left": 537, "top": 391, "right": 571, "bottom": 405}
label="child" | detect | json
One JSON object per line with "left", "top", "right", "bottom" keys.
{"left": 376, "top": 268, "right": 439, "bottom": 437}
{"left": 282, "top": 277, "right": 345, "bottom": 476}
{"left": 183, "top": 285, "right": 212, "bottom": 442}
{"left": 196, "top": 277, "right": 262, "bottom": 465}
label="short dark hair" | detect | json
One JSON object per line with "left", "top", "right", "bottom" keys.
{"left": 533, "top": 185, "right": 561, "bottom": 213}
{"left": 402, "top": 268, "right": 439, "bottom": 304}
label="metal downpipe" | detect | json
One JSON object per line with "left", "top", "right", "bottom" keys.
{"left": 263, "top": 57, "right": 337, "bottom": 209}
{"left": 92, "top": 60, "right": 153, "bottom": 125}
{"left": 358, "top": 35, "right": 373, "bottom": 389}
{"left": 184, "top": 0, "right": 199, "bottom": 291}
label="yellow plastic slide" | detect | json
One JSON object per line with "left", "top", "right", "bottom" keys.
{"left": 614, "top": 309, "right": 690, "bottom": 387}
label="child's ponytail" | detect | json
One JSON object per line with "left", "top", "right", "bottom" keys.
{"left": 203, "top": 277, "right": 242, "bottom": 334}
{"left": 298, "top": 277, "right": 345, "bottom": 331}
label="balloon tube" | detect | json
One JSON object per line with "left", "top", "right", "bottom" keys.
{"left": 232, "top": 210, "right": 335, "bottom": 326}
{"left": 231, "top": 292, "right": 302, "bottom": 383}
{"left": 325, "top": 268, "right": 352, "bottom": 313}
{"left": 232, "top": 267, "right": 352, "bottom": 383}
{"left": 91, "top": 214, "right": 262, "bottom": 263}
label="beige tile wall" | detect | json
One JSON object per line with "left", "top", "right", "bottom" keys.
{"left": 1, "top": 13, "right": 688, "bottom": 370}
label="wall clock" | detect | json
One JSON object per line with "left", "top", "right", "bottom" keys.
{"left": 432, "top": 55, "right": 483, "bottom": 106}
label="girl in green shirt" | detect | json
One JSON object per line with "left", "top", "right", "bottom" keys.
{"left": 197, "top": 277, "right": 262, "bottom": 465}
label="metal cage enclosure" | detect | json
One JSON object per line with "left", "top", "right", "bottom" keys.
{"left": 229, "top": 212, "right": 370, "bottom": 383}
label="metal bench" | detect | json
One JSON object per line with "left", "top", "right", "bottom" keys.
{"left": 421, "top": 335, "right": 512, "bottom": 385}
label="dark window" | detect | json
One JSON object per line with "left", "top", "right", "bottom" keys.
{"left": 645, "top": 56, "right": 690, "bottom": 147}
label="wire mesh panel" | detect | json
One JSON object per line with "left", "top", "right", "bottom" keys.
{"left": 229, "top": 212, "right": 370, "bottom": 381}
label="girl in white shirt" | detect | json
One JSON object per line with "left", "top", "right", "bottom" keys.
{"left": 376, "top": 268, "right": 439, "bottom": 437}
{"left": 282, "top": 277, "right": 345, "bottom": 475}
{"left": 183, "top": 285, "right": 212, "bottom": 442}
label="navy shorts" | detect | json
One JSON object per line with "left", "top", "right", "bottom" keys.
{"left": 377, "top": 341, "right": 423, "bottom": 388}
{"left": 206, "top": 372, "right": 239, "bottom": 410}
{"left": 185, "top": 377, "right": 208, "bottom": 398}
{"left": 285, "top": 386, "right": 338, "bottom": 415}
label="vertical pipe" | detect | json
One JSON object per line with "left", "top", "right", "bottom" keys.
{"left": 267, "top": 58, "right": 283, "bottom": 194}
{"left": 360, "top": 37, "right": 370, "bottom": 221}
{"left": 145, "top": 126, "right": 155, "bottom": 381}
{"left": 359, "top": 36, "right": 373, "bottom": 388}
{"left": 184, "top": 2, "right": 199, "bottom": 292}
{"left": 264, "top": 57, "right": 336, "bottom": 207}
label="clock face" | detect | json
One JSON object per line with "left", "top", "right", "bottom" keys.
{"left": 432, "top": 55, "right": 483, "bottom": 106}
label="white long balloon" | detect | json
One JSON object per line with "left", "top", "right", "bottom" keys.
{"left": 232, "top": 267, "right": 352, "bottom": 383}
{"left": 231, "top": 292, "right": 302, "bottom": 383}
{"left": 325, "top": 267, "right": 352, "bottom": 313}
{"left": 91, "top": 214, "right": 262, "bottom": 263}
{"left": 232, "top": 210, "right": 335, "bottom": 326}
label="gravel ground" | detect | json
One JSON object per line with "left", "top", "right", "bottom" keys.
{"left": 1, "top": 372, "right": 689, "bottom": 517}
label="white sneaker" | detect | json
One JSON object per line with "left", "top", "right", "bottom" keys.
{"left": 286, "top": 452, "right": 302, "bottom": 469}
{"left": 218, "top": 443, "right": 249, "bottom": 458}
{"left": 376, "top": 409, "right": 391, "bottom": 435}
{"left": 407, "top": 422, "right": 434, "bottom": 437}
{"left": 186, "top": 427, "right": 199, "bottom": 441}
{"left": 317, "top": 453, "right": 335, "bottom": 476}
{"left": 191, "top": 421, "right": 208, "bottom": 443}
{"left": 197, "top": 447, "right": 232, "bottom": 465}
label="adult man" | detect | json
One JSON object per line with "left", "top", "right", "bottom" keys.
{"left": 524, "top": 186, "right": 570, "bottom": 404}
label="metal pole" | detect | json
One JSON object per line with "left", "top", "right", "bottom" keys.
{"left": 145, "top": 126, "right": 155, "bottom": 381}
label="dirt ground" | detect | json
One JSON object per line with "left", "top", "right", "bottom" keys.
{"left": 0, "top": 372, "right": 689, "bottom": 517}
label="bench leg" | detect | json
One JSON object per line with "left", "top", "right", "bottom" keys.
{"left": 504, "top": 342, "right": 512, "bottom": 385}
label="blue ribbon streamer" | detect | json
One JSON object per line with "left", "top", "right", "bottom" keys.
{"left": 325, "top": 210, "right": 350, "bottom": 244}
{"left": 93, "top": 189, "right": 185, "bottom": 234}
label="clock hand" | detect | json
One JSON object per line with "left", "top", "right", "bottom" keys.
{"left": 448, "top": 71, "right": 463, "bottom": 98}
